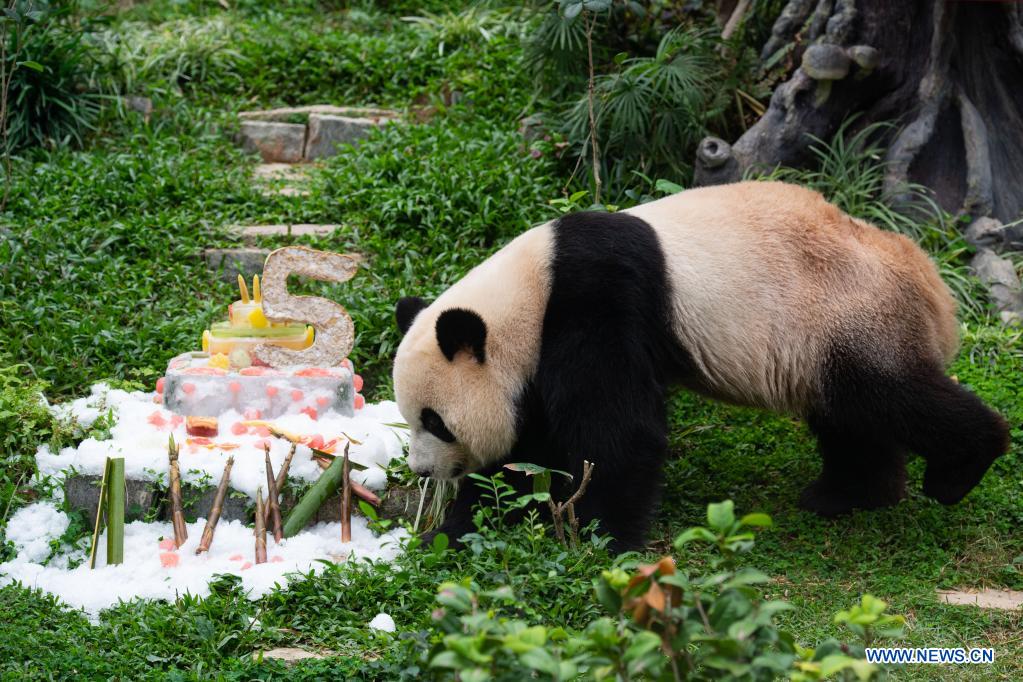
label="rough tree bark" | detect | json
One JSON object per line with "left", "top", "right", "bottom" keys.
{"left": 696, "top": 0, "right": 1023, "bottom": 318}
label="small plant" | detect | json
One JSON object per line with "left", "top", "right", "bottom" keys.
{"left": 427, "top": 501, "right": 904, "bottom": 680}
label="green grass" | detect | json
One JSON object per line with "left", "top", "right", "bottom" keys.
{"left": 2, "top": 1, "right": 1021, "bottom": 679}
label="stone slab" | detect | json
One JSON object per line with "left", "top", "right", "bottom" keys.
{"left": 204, "top": 248, "right": 271, "bottom": 282}
{"left": 256, "top": 647, "right": 330, "bottom": 664}
{"left": 938, "top": 588, "right": 1023, "bottom": 610}
{"left": 240, "top": 105, "right": 396, "bottom": 122}
{"left": 64, "top": 475, "right": 158, "bottom": 527}
{"left": 252, "top": 163, "right": 311, "bottom": 182}
{"left": 304, "top": 114, "right": 389, "bottom": 160}
{"left": 232, "top": 224, "right": 339, "bottom": 244}
{"left": 238, "top": 121, "right": 306, "bottom": 163}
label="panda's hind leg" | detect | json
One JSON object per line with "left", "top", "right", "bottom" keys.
{"left": 799, "top": 418, "right": 907, "bottom": 517}
{"left": 892, "top": 369, "right": 1009, "bottom": 505}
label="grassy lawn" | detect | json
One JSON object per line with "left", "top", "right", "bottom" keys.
{"left": 1, "top": 1, "right": 1020, "bottom": 679}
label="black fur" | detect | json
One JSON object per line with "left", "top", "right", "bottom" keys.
{"left": 436, "top": 308, "right": 487, "bottom": 363}
{"left": 396, "top": 296, "right": 428, "bottom": 335}
{"left": 430, "top": 212, "right": 698, "bottom": 551}
{"left": 799, "top": 341, "right": 1009, "bottom": 516}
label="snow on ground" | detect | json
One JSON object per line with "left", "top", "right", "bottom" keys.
{"left": 39, "top": 383, "right": 409, "bottom": 497}
{"left": 1, "top": 508, "right": 406, "bottom": 619}
{"left": 1, "top": 383, "right": 413, "bottom": 620}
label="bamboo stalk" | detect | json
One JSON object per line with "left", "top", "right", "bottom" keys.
{"left": 264, "top": 443, "right": 296, "bottom": 525}
{"left": 168, "top": 436, "right": 188, "bottom": 547}
{"left": 281, "top": 442, "right": 349, "bottom": 538}
{"left": 264, "top": 446, "right": 284, "bottom": 543}
{"left": 88, "top": 458, "right": 112, "bottom": 569}
{"left": 341, "top": 443, "right": 352, "bottom": 544}
{"left": 254, "top": 487, "right": 267, "bottom": 564}
{"left": 106, "top": 458, "right": 125, "bottom": 565}
{"left": 196, "top": 456, "right": 234, "bottom": 555}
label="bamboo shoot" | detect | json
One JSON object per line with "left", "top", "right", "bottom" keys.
{"left": 88, "top": 458, "right": 112, "bottom": 569}
{"left": 196, "top": 456, "right": 234, "bottom": 554}
{"left": 341, "top": 444, "right": 352, "bottom": 544}
{"left": 168, "top": 436, "right": 188, "bottom": 547}
{"left": 254, "top": 488, "right": 267, "bottom": 564}
{"left": 106, "top": 458, "right": 125, "bottom": 565}
{"left": 282, "top": 442, "right": 349, "bottom": 538}
{"left": 264, "top": 446, "right": 284, "bottom": 543}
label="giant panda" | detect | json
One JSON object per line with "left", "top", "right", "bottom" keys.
{"left": 392, "top": 181, "right": 1009, "bottom": 550}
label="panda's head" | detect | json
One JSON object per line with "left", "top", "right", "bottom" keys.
{"left": 392, "top": 296, "right": 518, "bottom": 480}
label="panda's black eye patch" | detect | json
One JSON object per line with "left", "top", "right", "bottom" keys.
{"left": 421, "top": 408, "right": 456, "bottom": 443}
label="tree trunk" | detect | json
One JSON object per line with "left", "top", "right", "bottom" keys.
{"left": 695, "top": 0, "right": 1023, "bottom": 240}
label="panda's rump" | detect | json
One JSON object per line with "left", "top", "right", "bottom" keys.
{"left": 625, "top": 182, "right": 956, "bottom": 415}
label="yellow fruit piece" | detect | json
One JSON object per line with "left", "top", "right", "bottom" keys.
{"left": 248, "top": 307, "right": 269, "bottom": 328}
{"left": 303, "top": 326, "right": 314, "bottom": 348}
{"left": 201, "top": 329, "right": 211, "bottom": 353}
{"left": 208, "top": 353, "right": 231, "bottom": 370}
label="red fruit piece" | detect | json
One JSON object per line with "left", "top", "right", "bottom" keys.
{"left": 159, "top": 538, "right": 176, "bottom": 551}
{"left": 182, "top": 382, "right": 196, "bottom": 395}
{"left": 291, "top": 389, "right": 304, "bottom": 402}
{"left": 229, "top": 554, "right": 243, "bottom": 561}
{"left": 271, "top": 556, "right": 284, "bottom": 563}
{"left": 229, "top": 381, "right": 241, "bottom": 393}
{"left": 315, "top": 396, "right": 329, "bottom": 407}
{"left": 240, "top": 562, "right": 253, "bottom": 570}
{"left": 301, "top": 406, "right": 318, "bottom": 421}
{"left": 239, "top": 366, "right": 266, "bottom": 377}
{"left": 156, "top": 377, "right": 165, "bottom": 395}
{"left": 153, "top": 395, "right": 163, "bottom": 405}
{"left": 295, "top": 367, "right": 331, "bottom": 377}
{"left": 341, "top": 358, "right": 352, "bottom": 370}
{"left": 231, "top": 422, "right": 248, "bottom": 436}
{"left": 170, "top": 414, "right": 184, "bottom": 428}
{"left": 160, "top": 552, "right": 180, "bottom": 568}
{"left": 147, "top": 411, "right": 167, "bottom": 428}
{"left": 354, "top": 394, "right": 365, "bottom": 410}
{"left": 254, "top": 425, "right": 271, "bottom": 437}
{"left": 307, "top": 434, "right": 325, "bottom": 450}
{"left": 244, "top": 408, "right": 262, "bottom": 420}
{"left": 353, "top": 374, "right": 364, "bottom": 392}
{"left": 266, "top": 386, "right": 279, "bottom": 398}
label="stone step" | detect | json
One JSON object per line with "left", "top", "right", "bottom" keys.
{"left": 204, "top": 247, "right": 271, "bottom": 282}
{"left": 230, "top": 224, "right": 340, "bottom": 245}
{"left": 237, "top": 106, "right": 399, "bottom": 162}
{"left": 251, "top": 163, "right": 312, "bottom": 198}
{"left": 937, "top": 588, "right": 1023, "bottom": 610}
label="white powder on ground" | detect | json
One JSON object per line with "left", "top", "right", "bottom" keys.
{"left": 1, "top": 510, "right": 407, "bottom": 619}
{"left": 1, "top": 383, "right": 414, "bottom": 621}
{"left": 368, "top": 612, "right": 396, "bottom": 632}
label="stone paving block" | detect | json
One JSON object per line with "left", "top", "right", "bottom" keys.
{"left": 238, "top": 121, "right": 306, "bottom": 163}
{"left": 232, "top": 224, "right": 339, "bottom": 244}
{"left": 304, "top": 114, "right": 390, "bottom": 160}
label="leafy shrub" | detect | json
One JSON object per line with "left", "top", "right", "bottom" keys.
{"left": 2, "top": 0, "right": 103, "bottom": 151}
{"left": 427, "top": 500, "right": 904, "bottom": 680}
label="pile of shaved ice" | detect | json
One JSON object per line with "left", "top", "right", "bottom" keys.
{"left": 0, "top": 383, "right": 413, "bottom": 620}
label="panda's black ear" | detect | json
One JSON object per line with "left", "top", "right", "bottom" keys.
{"left": 436, "top": 308, "right": 487, "bottom": 363}
{"left": 396, "top": 296, "right": 428, "bottom": 335}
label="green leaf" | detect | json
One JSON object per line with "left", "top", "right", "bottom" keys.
{"left": 739, "top": 512, "right": 772, "bottom": 528}
{"left": 520, "top": 647, "right": 559, "bottom": 675}
{"left": 674, "top": 526, "right": 716, "bottom": 549}
{"left": 17, "top": 60, "right": 44, "bottom": 72}
{"left": 707, "top": 500, "right": 735, "bottom": 532}
{"left": 654, "top": 178, "right": 684, "bottom": 195}
{"left": 432, "top": 533, "right": 449, "bottom": 553}
{"left": 562, "top": 2, "right": 582, "bottom": 20}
